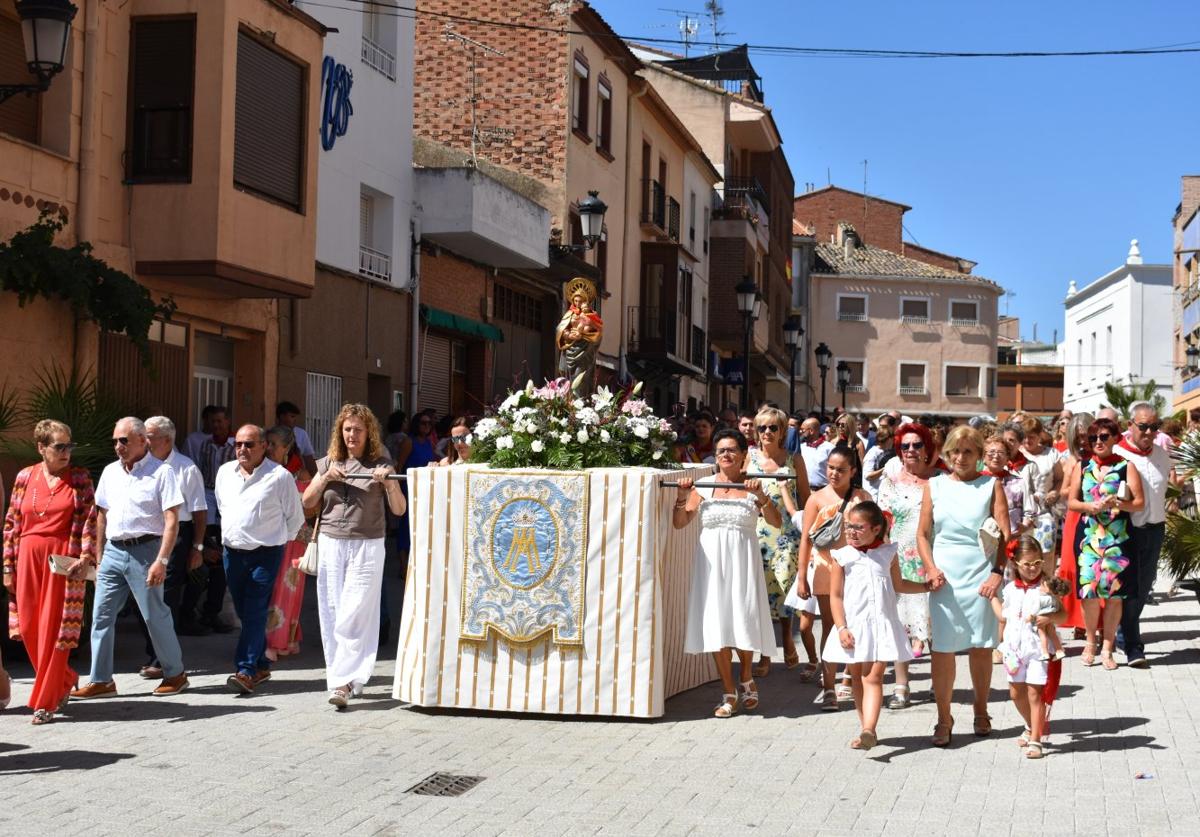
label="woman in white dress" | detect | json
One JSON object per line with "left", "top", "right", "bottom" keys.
{"left": 674, "top": 429, "right": 780, "bottom": 718}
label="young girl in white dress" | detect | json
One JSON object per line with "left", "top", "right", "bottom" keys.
{"left": 824, "top": 501, "right": 930, "bottom": 749}
{"left": 674, "top": 429, "right": 780, "bottom": 718}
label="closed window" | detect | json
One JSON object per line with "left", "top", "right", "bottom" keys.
{"left": 128, "top": 18, "right": 195, "bottom": 181}
{"left": 898, "top": 363, "right": 926, "bottom": 395}
{"left": 596, "top": 77, "right": 612, "bottom": 153}
{"left": 949, "top": 300, "right": 979, "bottom": 325}
{"left": 840, "top": 360, "right": 866, "bottom": 392}
{"left": 0, "top": 13, "right": 40, "bottom": 143}
{"left": 900, "top": 298, "right": 929, "bottom": 323}
{"left": 946, "top": 365, "right": 981, "bottom": 397}
{"left": 837, "top": 294, "right": 867, "bottom": 321}
{"left": 571, "top": 53, "right": 589, "bottom": 137}
{"left": 234, "top": 30, "right": 305, "bottom": 210}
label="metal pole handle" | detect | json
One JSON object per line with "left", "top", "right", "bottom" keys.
{"left": 340, "top": 473, "right": 408, "bottom": 481}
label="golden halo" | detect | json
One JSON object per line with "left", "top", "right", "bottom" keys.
{"left": 564, "top": 277, "right": 597, "bottom": 304}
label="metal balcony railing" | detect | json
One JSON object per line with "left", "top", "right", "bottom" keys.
{"left": 950, "top": 317, "right": 980, "bottom": 327}
{"left": 359, "top": 245, "right": 391, "bottom": 281}
{"left": 667, "top": 197, "right": 681, "bottom": 242}
{"left": 362, "top": 36, "right": 397, "bottom": 80}
{"left": 898, "top": 385, "right": 927, "bottom": 396}
{"left": 641, "top": 179, "right": 666, "bottom": 230}
{"left": 627, "top": 305, "right": 684, "bottom": 357}
{"left": 901, "top": 314, "right": 929, "bottom": 324}
{"left": 838, "top": 311, "right": 868, "bottom": 322}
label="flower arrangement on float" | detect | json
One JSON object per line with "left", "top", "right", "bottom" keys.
{"left": 471, "top": 377, "right": 678, "bottom": 470}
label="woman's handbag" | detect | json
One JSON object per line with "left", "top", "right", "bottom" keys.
{"left": 48, "top": 553, "right": 97, "bottom": 582}
{"left": 297, "top": 518, "right": 321, "bottom": 576}
{"left": 809, "top": 493, "right": 852, "bottom": 549}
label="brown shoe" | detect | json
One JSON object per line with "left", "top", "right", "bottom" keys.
{"left": 139, "top": 664, "right": 163, "bottom": 680}
{"left": 251, "top": 669, "right": 272, "bottom": 688}
{"left": 152, "top": 673, "right": 189, "bottom": 696}
{"left": 226, "top": 672, "right": 255, "bottom": 694}
{"left": 71, "top": 681, "right": 117, "bottom": 700}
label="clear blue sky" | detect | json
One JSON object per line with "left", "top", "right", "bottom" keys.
{"left": 595, "top": 0, "right": 1200, "bottom": 344}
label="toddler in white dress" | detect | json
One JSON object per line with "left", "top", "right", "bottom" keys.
{"left": 825, "top": 501, "right": 930, "bottom": 749}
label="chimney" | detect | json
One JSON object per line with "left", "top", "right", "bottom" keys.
{"left": 1126, "top": 238, "right": 1143, "bottom": 265}
{"left": 1032, "top": 322, "right": 1038, "bottom": 342}
{"left": 838, "top": 222, "right": 860, "bottom": 261}
{"left": 1066, "top": 280, "right": 1077, "bottom": 299}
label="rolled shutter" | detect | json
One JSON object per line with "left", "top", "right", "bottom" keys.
{"left": 234, "top": 31, "right": 304, "bottom": 209}
{"left": 421, "top": 334, "right": 451, "bottom": 417}
{"left": 0, "top": 15, "right": 38, "bottom": 143}
{"left": 129, "top": 18, "right": 195, "bottom": 179}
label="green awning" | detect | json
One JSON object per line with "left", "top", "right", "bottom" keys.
{"left": 420, "top": 304, "right": 504, "bottom": 342}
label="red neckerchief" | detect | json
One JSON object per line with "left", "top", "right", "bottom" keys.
{"left": 1092, "top": 453, "right": 1122, "bottom": 467}
{"left": 1117, "top": 437, "right": 1147, "bottom": 458}
{"left": 1014, "top": 577, "right": 1040, "bottom": 591}
{"left": 984, "top": 467, "right": 1010, "bottom": 479}
{"left": 806, "top": 437, "right": 824, "bottom": 448}
{"left": 854, "top": 537, "right": 886, "bottom": 553}
{"left": 1053, "top": 440, "right": 1068, "bottom": 453}
{"left": 1008, "top": 451, "right": 1028, "bottom": 471}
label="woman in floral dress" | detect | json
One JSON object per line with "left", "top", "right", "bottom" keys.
{"left": 875, "top": 422, "right": 937, "bottom": 709}
{"left": 746, "top": 406, "right": 812, "bottom": 678}
{"left": 1065, "top": 417, "right": 1144, "bottom": 670}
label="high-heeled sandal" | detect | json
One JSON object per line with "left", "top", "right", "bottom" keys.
{"left": 752, "top": 658, "right": 771, "bottom": 678}
{"left": 31, "top": 709, "right": 53, "bottom": 725}
{"left": 797, "top": 663, "right": 819, "bottom": 683}
{"left": 1082, "top": 642, "right": 1097, "bottom": 667}
{"left": 784, "top": 651, "right": 801, "bottom": 670}
{"left": 820, "top": 689, "right": 839, "bottom": 712}
{"left": 714, "top": 693, "right": 738, "bottom": 718}
{"left": 887, "top": 685, "right": 910, "bottom": 710}
{"left": 974, "top": 713, "right": 992, "bottom": 737}
{"left": 739, "top": 680, "right": 759, "bottom": 711}
{"left": 1100, "top": 651, "right": 1118, "bottom": 671}
{"left": 931, "top": 718, "right": 954, "bottom": 747}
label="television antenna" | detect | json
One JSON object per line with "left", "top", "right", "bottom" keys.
{"left": 1004, "top": 289, "right": 1017, "bottom": 317}
{"left": 443, "top": 24, "right": 506, "bottom": 168}
{"left": 659, "top": 8, "right": 702, "bottom": 55}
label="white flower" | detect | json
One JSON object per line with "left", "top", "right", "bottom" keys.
{"left": 600, "top": 429, "right": 611, "bottom": 443}
{"left": 633, "top": 424, "right": 650, "bottom": 439}
{"left": 592, "top": 386, "right": 614, "bottom": 410}
{"left": 496, "top": 435, "right": 514, "bottom": 450}
{"left": 559, "top": 432, "right": 572, "bottom": 444}
{"left": 577, "top": 429, "right": 589, "bottom": 443}
{"left": 652, "top": 450, "right": 663, "bottom": 460}
{"left": 531, "top": 440, "right": 544, "bottom": 453}
{"left": 473, "top": 418, "right": 498, "bottom": 440}
{"left": 500, "top": 392, "right": 522, "bottom": 412}
{"left": 576, "top": 407, "right": 599, "bottom": 426}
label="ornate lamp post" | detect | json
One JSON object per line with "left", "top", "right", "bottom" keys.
{"left": 836, "top": 360, "right": 851, "bottom": 411}
{"left": 550, "top": 190, "right": 607, "bottom": 260}
{"left": 0, "top": 1, "right": 77, "bottom": 106}
{"left": 735, "top": 276, "right": 760, "bottom": 410}
{"left": 782, "top": 315, "right": 804, "bottom": 417}
{"left": 814, "top": 341, "right": 832, "bottom": 418}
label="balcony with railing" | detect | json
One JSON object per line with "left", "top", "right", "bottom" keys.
{"left": 667, "top": 197, "right": 681, "bottom": 243}
{"left": 359, "top": 245, "right": 392, "bottom": 281}
{"left": 362, "top": 36, "right": 397, "bottom": 80}
{"left": 713, "top": 176, "right": 769, "bottom": 221}
{"left": 641, "top": 179, "right": 666, "bottom": 231}
{"left": 898, "top": 385, "right": 928, "bottom": 396}
{"left": 627, "top": 306, "right": 704, "bottom": 375}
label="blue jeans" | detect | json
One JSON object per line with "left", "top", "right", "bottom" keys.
{"left": 223, "top": 544, "right": 283, "bottom": 676}
{"left": 1118, "top": 522, "right": 1165, "bottom": 661}
{"left": 89, "top": 539, "right": 185, "bottom": 682}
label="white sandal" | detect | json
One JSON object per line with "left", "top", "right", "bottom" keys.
{"left": 714, "top": 693, "right": 738, "bottom": 718}
{"left": 739, "top": 680, "right": 759, "bottom": 711}
{"left": 328, "top": 687, "right": 351, "bottom": 709}
{"left": 1017, "top": 727, "right": 1033, "bottom": 747}
{"left": 1024, "top": 740, "right": 1045, "bottom": 759}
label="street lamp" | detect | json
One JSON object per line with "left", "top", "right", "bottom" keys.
{"left": 736, "top": 276, "right": 760, "bottom": 410}
{"left": 814, "top": 341, "right": 832, "bottom": 418}
{"left": 550, "top": 190, "right": 607, "bottom": 259}
{"left": 836, "top": 360, "right": 851, "bottom": 411}
{"left": 0, "top": 1, "right": 77, "bottom": 106}
{"left": 1187, "top": 343, "right": 1200, "bottom": 376}
{"left": 782, "top": 315, "right": 804, "bottom": 417}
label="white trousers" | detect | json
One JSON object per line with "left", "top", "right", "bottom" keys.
{"left": 316, "top": 535, "right": 385, "bottom": 690}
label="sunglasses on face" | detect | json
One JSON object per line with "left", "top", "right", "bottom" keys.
{"left": 234, "top": 441, "right": 259, "bottom": 449}
{"left": 714, "top": 448, "right": 740, "bottom": 458}
{"left": 1133, "top": 422, "right": 1160, "bottom": 433}
{"left": 899, "top": 442, "right": 925, "bottom": 451}
{"left": 843, "top": 523, "right": 868, "bottom": 532}
{"left": 451, "top": 434, "right": 470, "bottom": 443}
{"left": 757, "top": 424, "right": 779, "bottom": 434}
{"left": 46, "top": 442, "right": 76, "bottom": 453}
{"left": 112, "top": 437, "right": 130, "bottom": 446}
{"left": 1087, "top": 433, "right": 1113, "bottom": 444}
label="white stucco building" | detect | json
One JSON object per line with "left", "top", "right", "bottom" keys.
{"left": 1062, "top": 240, "right": 1173, "bottom": 414}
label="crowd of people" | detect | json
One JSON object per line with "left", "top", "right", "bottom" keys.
{"left": 673, "top": 399, "right": 1181, "bottom": 758}
{"left": 0, "top": 395, "right": 1186, "bottom": 757}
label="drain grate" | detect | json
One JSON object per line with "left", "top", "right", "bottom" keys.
{"left": 405, "top": 773, "right": 485, "bottom": 797}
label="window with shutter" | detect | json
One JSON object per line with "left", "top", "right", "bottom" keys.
{"left": 0, "top": 13, "right": 39, "bottom": 143}
{"left": 234, "top": 30, "right": 305, "bottom": 211}
{"left": 128, "top": 18, "right": 195, "bottom": 181}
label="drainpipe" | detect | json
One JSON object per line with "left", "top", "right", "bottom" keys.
{"left": 620, "top": 77, "right": 650, "bottom": 379}
{"left": 74, "top": 0, "right": 101, "bottom": 374}
{"left": 409, "top": 217, "right": 421, "bottom": 412}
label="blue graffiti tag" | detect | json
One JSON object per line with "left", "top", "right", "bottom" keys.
{"left": 320, "top": 56, "right": 353, "bottom": 151}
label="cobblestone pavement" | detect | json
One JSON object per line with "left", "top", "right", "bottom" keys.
{"left": 2, "top": 571, "right": 1198, "bottom": 837}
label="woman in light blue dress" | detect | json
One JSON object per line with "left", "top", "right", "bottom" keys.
{"left": 917, "top": 426, "right": 1009, "bottom": 747}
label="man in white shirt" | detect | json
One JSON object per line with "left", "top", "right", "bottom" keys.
{"left": 72, "top": 418, "right": 188, "bottom": 700}
{"left": 798, "top": 417, "right": 834, "bottom": 489}
{"left": 277, "top": 400, "right": 319, "bottom": 475}
{"left": 1115, "top": 403, "right": 1176, "bottom": 668}
{"left": 137, "top": 416, "right": 208, "bottom": 676}
{"left": 215, "top": 425, "right": 305, "bottom": 694}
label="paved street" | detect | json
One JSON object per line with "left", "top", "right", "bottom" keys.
{"left": 2, "top": 573, "right": 1199, "bottom": 837}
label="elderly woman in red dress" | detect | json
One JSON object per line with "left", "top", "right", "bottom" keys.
{"left": 2, "top": 420, "right": 97, "bottom": 725}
